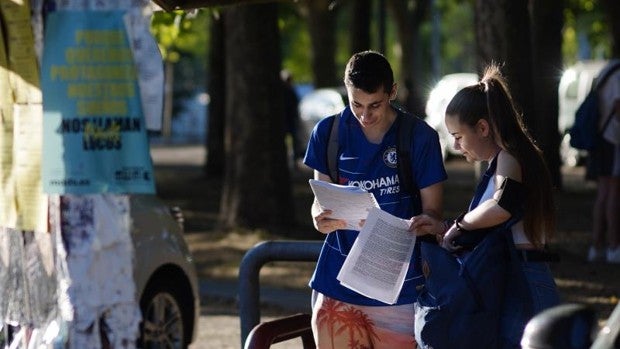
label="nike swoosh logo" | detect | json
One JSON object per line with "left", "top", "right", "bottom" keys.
{"left": 339, "top": 154, "right": 359, "bottom": 161}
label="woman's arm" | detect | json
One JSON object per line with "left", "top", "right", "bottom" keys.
{"left": 457, "top": 150, "right": 522, "bottom": 230}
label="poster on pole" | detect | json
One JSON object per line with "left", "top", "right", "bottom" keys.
{"left": 41, "top": 11, "right": 155, "bottom": 194}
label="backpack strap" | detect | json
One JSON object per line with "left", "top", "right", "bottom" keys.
{"left": 326, "top": 112, "right": 341, "bottom": 183}
{"left": 595, "top": 62, "right": 620, "bottom": 130}
{"left": 395, "top": 110, "right": 423, "bottom": 214}
{"left": 396, "top": 112, "right": 416, "bottom": 195}
{"left": 595, "top": 61, "right": 620, "bottom": 91}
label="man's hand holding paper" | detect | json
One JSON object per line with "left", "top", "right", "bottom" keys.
{"left": 309, "top": 179, "right": 380, "bottom": 231}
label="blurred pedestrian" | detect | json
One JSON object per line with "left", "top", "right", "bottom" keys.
{"left": 588, "top": 58, "right": 620, "bottom": 263}
{"left": 281, "top": 69, "right": 301, "bottom": 169}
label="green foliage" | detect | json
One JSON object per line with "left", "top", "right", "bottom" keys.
{"left": 150, "top": 9, "right": 211, "bottom": 99}
{"left": 279, "top": 4, "right": 313, "bottom": 84}
{"left": 563, "top": 0, "right": 610, "bottom": 64}
{"left": 146, "top": 0, "right": 612, "bottom": 96}
{"left": 435, "top": 0, "right": 475, "bottom": 74}
{"left": 150, "top": 9, "right": 210, "bottom": 64}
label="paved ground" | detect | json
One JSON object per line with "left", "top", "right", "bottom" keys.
{"left": 191, "top": 279, "right": 311, "bottom": 349}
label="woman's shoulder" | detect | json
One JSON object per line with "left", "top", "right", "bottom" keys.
{"left": 496, "top": 150, "right": 522, "bottom": 181}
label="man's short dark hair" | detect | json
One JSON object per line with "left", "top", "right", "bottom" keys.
{"left": 343, "top": 50, "right": 394, "bottom": 94}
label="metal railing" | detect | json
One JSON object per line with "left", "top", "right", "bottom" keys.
{"left": 243, "top": 313, "right": 315, "bottom": 349}
{"left": 238, "top": 240, "right": 322, "bottom": 348}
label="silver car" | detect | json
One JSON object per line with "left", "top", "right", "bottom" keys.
{"left": 131, "top": 194, "right": 199, "bottom": 349}
{"left": 297, "top": 87, "right": 347, "bottom": 153}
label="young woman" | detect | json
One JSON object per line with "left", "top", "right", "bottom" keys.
{"left": 411, "top": 64, "right": 560, "bottom": 348}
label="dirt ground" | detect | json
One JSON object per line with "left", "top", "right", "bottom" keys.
{"left": 151, "top": 144, "right": 620, "bottom": 332}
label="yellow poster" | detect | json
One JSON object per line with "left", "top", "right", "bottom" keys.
{"left": 0, "top": 0, "right": 45, "bottom": 230}
{"left": 0, "top": 0, "right": 42, "bottom": 104}
{"left": 13, "top": 104, "right": 46, "bottom": 232}
{"left": 0, "top": 13, "right": 17, "bottom": 228}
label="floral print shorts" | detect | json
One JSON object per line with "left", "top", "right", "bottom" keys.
{"left": 311, "top": 291, "right": 417, "bottom": 349}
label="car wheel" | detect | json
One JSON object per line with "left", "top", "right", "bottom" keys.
{"left": 138, "top": 276, "right": 193, "bottom": 349}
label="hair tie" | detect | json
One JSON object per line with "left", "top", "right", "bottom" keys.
{"left": 479, "top": 80, "right": 489, "bottom": 92}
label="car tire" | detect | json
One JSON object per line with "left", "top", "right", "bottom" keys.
{"left": 138, "top": 274, "right": 194, "bottom": 349}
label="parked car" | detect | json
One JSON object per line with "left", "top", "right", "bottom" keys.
{"left": 297, "top": 87, "right": 347, "bottom": 153}
{"left": 424, "top": 73, "right": 479, "bottom": 160}
{"left": 131, "top": 194, "right": 199, "bottom": 349}
{"left": 558, "top": 60, "right": 607, "bottom": 167}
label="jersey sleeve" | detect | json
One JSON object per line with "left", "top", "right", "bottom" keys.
{"left": 412, "top": 120, "right": 448, "bottom": 189}
{"left": 302, "top": 115, "right": 334, "bottom": 176}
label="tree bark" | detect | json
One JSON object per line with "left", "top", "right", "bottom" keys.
{"left": 350, "top": 0, "right": 371, "bottom": 55}
{"left": 601, "top": 0, "right": 620, "bottom": 57}
{"left": 474, "top": 0, "right": 535, "bottom": 135}
{"left": 219, "top": 3, "right": 295, "bottom": 230}
{"left": 206, "top": 10, "right": 225, "bottom": 177}
{"left": 530, "top": 0, "right": 565, "bottom": 188}
{"left": 304, "top": 0, "right": 339, "bottom": 87}
{"left": 387, "top": 0, "right": 430, "bottom": 116}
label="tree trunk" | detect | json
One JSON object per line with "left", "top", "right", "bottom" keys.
{"left": 474, "top": 0, "right": 536, "bottom": 135}
{"left": 304, "top": 0, "right": 339, "bottom": 87}
{"left": 220, "top": 3, "right": 295, "bottom": 230}
{"left": 601, "top": 0, "right": 620, "bottom": 57}
{"left": 530, "top": 0, "right": 565, "bottom": 188}
{"left": 350, "top": 0, "right": 371, "bottom": 55}
{"left": 206, "top": 11, "right": 225, "bottom": 177}
{"left": 387, "top": 0, "right": 430, "bottom": 117}
{"left": 163, "top": 61, "right": 174, "bottom": 139}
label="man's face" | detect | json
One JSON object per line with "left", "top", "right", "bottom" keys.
{"left": 346, "top": 85, "right": 396, "bottom": 129}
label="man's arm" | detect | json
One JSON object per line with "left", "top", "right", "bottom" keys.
{"left": 419, "top": 181, "right": 443, "bottom": 220}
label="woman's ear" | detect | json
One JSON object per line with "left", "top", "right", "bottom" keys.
{"left": 477, "top": 118, "right": 491, "bottom": 137}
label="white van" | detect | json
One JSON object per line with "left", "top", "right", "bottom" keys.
{"left": 558, "top": 60, "right": 607, "bottom": 166}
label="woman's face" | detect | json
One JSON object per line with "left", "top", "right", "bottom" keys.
{"left": 445, "top": 114, "right": 492, "bottom": 163}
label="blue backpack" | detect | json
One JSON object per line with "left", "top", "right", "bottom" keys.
{"left": 570, "top": 63, "right": 620, "bottom": 151}
{"left": 414, "top": 229, "right": 514, "bottom": 349}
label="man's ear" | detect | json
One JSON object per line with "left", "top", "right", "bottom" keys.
{"left": 389, "top": 83, "right": 398, "bottom": 101}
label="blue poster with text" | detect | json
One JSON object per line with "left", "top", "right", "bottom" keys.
{"left": 41, "top": 11, "right": 155, "bottom": 194}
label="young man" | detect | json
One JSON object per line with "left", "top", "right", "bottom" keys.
{"left": 303, "top": 50, "right": 447, "bottom": 348}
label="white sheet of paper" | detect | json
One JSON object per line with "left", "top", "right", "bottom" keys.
{"left": 337, "top": 207, "right": 415, "bottom": 304}
{"left": 309, "top": 179, "right": 380, "bottom": 231}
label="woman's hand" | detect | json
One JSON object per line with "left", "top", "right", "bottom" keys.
{"left": 441, "top": 224, "right": 462, "bottom": 251}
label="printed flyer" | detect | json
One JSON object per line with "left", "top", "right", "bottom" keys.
{"left": 41, "top": 11, "right": 155, "bottom": 194}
